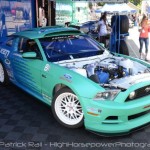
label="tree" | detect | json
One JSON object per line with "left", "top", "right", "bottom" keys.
{"left": 129, "top": 0, "right": 142, "bottom": 6}
{"left": 97, "top": 2, "right": 105, "bottom": 6}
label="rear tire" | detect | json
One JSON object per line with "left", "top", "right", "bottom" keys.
{"left": 0, "top": 62, "right": 9, "bottom": 86}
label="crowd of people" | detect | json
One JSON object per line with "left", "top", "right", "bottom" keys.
{"left": 96, "top": 12, "right": 150, "bottom": 61}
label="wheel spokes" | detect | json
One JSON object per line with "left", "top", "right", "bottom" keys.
{"left": 55, "top": 92, "right": 83, "bottom": 125}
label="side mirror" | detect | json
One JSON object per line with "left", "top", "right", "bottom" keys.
{"left": 100, "top": 43, "right": 105, "bottom": 47}
{"left": 22, "top": 52, "right": 37, "bottom": 59}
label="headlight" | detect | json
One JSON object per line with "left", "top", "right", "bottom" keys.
{"left": 128, "top": 91, "right": 136, "bottom": 99}
{"left": 93, "top": 90, "right": 120, "bottom": 101}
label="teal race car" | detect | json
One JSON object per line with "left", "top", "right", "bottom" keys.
{"left": 0, "top": 26, "right": 150, "bottom": 136}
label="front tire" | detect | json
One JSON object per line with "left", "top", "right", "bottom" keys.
{"left": 0, "top": 62, "right": 9, "bottom": 85}
{"left": 52, "top": 88, "right": 84, "bottom": 128}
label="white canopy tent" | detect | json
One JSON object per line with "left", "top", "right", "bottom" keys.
{"left": 96, "top": 3, "right": 136, "bottom": 13}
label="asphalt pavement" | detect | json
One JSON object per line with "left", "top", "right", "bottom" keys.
{"left": 0, "top": 26, "right": 150, "bottom": 150}
{"left": 0, "top": 84, "right": 150, "bottom": 150}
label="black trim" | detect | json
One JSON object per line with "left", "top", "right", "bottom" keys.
{"left": 128, "top": 109, "right": 150, "bottom": 120}
{"left": 87, "top": 122, "right": 150, "bottom": 137}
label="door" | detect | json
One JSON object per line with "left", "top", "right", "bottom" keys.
{"left": 12, "top": 37, "right": 43, "bottom": 96}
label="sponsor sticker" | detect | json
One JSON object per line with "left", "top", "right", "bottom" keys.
{"left": 60, "top": 74, "right": 72, "bottom": 83}
{"left": 64, "top": 74, "right": 72, "bottom": 80}
{"left": 4, "top": 59, "right": 10, "bottom": 65}
{"left": 0, "top": 48, "right": 10, "bottom": 57}
{"left": 87, "top": 107, "right": 102, "bottom": 116}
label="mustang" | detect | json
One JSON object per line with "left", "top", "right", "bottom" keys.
{"left": 0, "top": 26, "right": 150, "bottom": 136}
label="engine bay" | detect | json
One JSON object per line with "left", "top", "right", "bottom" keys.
{"left": 56, "top": 54, "right": 150, "bottom": 90}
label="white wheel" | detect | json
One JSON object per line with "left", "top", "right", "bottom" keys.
{"left": 52, "top": 88, "right": 84, "bottom": 128}
{"left": 0, "top": 63, "right": 4, "bottom": 83}
{"left": 0, "top": 62, "right": 9, "bottom": 85}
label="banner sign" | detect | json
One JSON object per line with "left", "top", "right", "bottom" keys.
{"left": 0, "top": 0, "right": 33, "bottom": 38}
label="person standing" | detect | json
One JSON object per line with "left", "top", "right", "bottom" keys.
{"left": 139, "top": 15, "right": 150, "bottom": 60}
{"left": 39, "top": 8, "right": 47, "bottom": 27}
{"left": 97, "top": 12, "right": 108, "bottom": 47}
{"left": 0, "top": 12, "right": 7, "bottom": 39}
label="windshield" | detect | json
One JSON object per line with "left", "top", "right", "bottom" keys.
{"left": 39, "top": 35, "right": 104, "bottom": 62}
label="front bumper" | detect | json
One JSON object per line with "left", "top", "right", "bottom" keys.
{"left": 88, "top": 122, "right": 150, "bottom": 137}
{"left": 80, "top": 95, "right": 150, "bottom": 135}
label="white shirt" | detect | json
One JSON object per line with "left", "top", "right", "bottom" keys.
{"left": 98, "top": 20, "right": 107, "bottom": 36}
{"left": 41, "top": 17, "right": 47, "bottom": 27}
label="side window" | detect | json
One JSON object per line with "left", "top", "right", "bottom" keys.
{"left": 18, "top": 38, "right": 42, "bottom": 60}
{"left": 6, "top": 39, "right": 13, "bottom": 47}
{"left": 18, "top": 38, "right": 28, "bottom": 53}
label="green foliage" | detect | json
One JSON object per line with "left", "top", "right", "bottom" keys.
{"left": 88, "top": 2, "right": 93, "bottom": 9}
{"left": 89, "top": 2, "right": 104, "bottom": 7}
{"left": 129, "top": 0, "right": 142, "bottom": 6}
{"left": 97, "top": 2, "right": 105, "bottom": 6}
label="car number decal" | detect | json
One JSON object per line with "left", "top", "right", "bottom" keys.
{"left": 44, "top": 64, "right": 50, "bottom": 72}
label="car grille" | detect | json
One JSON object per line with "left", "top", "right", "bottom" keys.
{"left": 128, "top": 109, "right": 150, "bottom": 120}
{"left": 126, "top": 85, "right": 150, "bottom": 102}
{"left": 102, "top": 110, "right": 150, "bottom": 124}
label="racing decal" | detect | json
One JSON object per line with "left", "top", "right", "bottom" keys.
{"left": 145, "top": 87, "right": 150, "bottom": 93}
{"left": 4, "top": 59, "right": 10, "bottom": 65}
{"left": 13, "top": 53, "right": 22, "bottom": 57}
{"left": 87, "top": 107, "right": 101, "bottom": 116}
{"left": 64, "top": 74, "right": 72, "bottom": 80}
{"left": 44, "top": 64, "right": 50, "bottom": 72}
{"left": 42, "top": 93, "right": 52, "bottom": 101}
{"left": 4, "top": 60, "right": 14, "bottom": 79}
{"left": 12, "top": 56, "right": 41, "bottom": 94}
{"left": 52, "top": 35, "right": 75, "bottom": 40}
{"left": 60, "top": 74, "right": 72, "bottom": 83}
{"left": 0, "top": 48, "right": 10, "bottom": 57}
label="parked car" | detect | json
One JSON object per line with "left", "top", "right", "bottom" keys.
{"left": 68, "top": 21, "right": 98, "bottom": 39}
{"left": 0, "top": 26, "right": 150, "bottom": 135}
